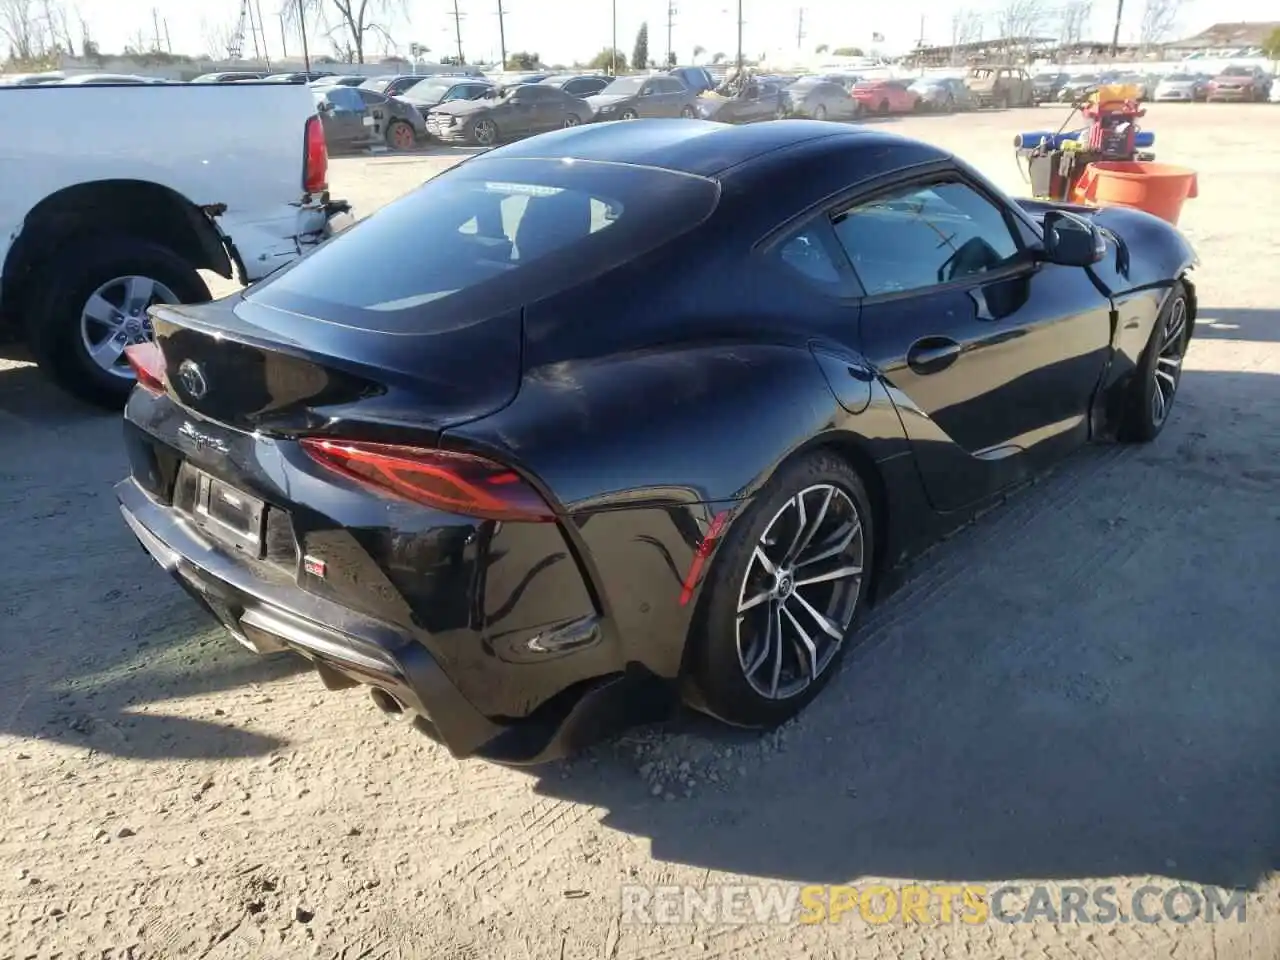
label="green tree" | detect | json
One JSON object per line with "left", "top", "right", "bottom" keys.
{"left": 587, "top": 47, "right": 628, "bottom": 72}
{"left": 1263, "top": 27, "right": 1280, "bottom": 65}
{"left": 633, "top": 22, "right": 649, "bottom": 71}
{"left": 815, "top": 43, "right": 829, "bottom": 54}
{"left": 832, "top": 46, "right": 864, "bottom": 56}
{"left": 507, "top": 50, "right": 540, "bottom": 69}
{"left": 693, "top": 44, "right": 706, "bottom": 61}
{"left": 711, "top": 51, "right": 726, "bottom": 63}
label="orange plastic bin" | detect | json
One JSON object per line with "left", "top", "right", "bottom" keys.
{"left": 1071, "top": 161, "right": 1198, "bottom": 226}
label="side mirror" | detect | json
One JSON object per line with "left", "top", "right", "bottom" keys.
{"left": 1041, "top": 209, "right": 1106, "bottom": 267}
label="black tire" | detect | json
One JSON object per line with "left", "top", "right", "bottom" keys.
{"left": 686, "top": 450, "right": 875, "bottom": 728}
{"left": 878, "top": 98, "right": 889, "bottom": 114}
{"left": 945, "top": 94, "right": 955, "bottom": 112}
{"left": 619, "top": 108, "right": 638, "bottom": 120}
{"left": 680, "top": 105, "right": 697, "bottom": 118}
{"left": 24, "top": 235, "right": 210, "bottom": 409}
{"left": 813, "top": 104, "right": 827, "bottom": 120}
{"left": 469, "top": 116, "right": 500, "bottom": 146}
{"left": 1119, "top": 281, "right": 1190, "bottom": 443}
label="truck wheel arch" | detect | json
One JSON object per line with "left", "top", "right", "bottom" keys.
{"left": 1, "top": 179, "right": 233, "bottom": 322}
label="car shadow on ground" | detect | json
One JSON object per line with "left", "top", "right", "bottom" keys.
{"left": 1193, "top": 306, "right": 1280, "bottom": 343}
{"left": 531, "top": 366, "right": 1280, "bottom": 893}
{"left": 0, "top": 363, "right": 307, "bottom": 761}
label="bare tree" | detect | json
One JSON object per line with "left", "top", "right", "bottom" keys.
{"left": 996, "top": 0, "right": 1050, "bottom": 41}
{"left": 1139, "top": 0, "right": 1181, "bottom": 48}
{"left": 284, "top": 0, "right": 406, "bottom": 65}
{"left": 950, "top": 8, "right": 984, "bottom": 47}
{"left": 200, "top": 16, "right": 238, "bottom": 59}
{"left": 0, "top": 0, "right": 42, "bottom": 59}
{"left": 1058, "top": 0, "right": 1092, "bottom": 47}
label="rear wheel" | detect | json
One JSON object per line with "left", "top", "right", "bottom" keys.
{"left": 686, "top": 451, "right": 874, "bottom": 728}
{"left": 813, "top": 103, "right": 827, "bottom": 120}
{"left": 619, "top": 108, "right": 638, "bottom": 120}
{"left": 680, "top": 104, "right": 697, "bottom": 118}
{"left": 24, "top": 235, "right": 210, "bottom": 408}
{"left": 563, "top": 113, "right": 581, "bottom": 128}
{"left": 878, "top": 98, "right": 889, "bottom": 114}
{"left": 386, "top": 119, "right": 416, "bottom": 150}
{"left": 1120, "top": 282, "right": 1190, "bottom": 443}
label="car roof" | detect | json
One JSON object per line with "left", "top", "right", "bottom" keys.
{"left": 478, "top": 118, "right": 946, "bottom": 179}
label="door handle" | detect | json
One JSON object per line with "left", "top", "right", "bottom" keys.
{"left": 907, "top": 337, "right": 962, "bottom": 375}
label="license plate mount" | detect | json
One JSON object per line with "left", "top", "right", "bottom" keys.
{"left": 188, "top": 468, "right": 266, "bottom": 558}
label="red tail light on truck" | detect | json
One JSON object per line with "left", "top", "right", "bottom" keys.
{"left": 303, "top": 114, "right": 328, "bottom": 194}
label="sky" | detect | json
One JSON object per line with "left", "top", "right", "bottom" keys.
{"left": 77, "top": 0, "right": 1278, "bottom": 66}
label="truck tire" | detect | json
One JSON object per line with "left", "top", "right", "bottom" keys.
{"left": 24, "top": 235, "right": 210, "bottom": 409}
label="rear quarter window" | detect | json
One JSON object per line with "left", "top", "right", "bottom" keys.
{"left": 245, "top": 157, "right": 720, "bottom": 335}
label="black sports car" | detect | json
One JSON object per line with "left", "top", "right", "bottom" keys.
{"left": 117, "top": 120, "right": 1197, "bottom": 765}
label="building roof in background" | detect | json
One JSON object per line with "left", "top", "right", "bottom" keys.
{"left": 1167, "top": 21, "right": 1280, "bottom": 49}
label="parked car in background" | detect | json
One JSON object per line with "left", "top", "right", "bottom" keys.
{"left": 817, "top": 72, "right": 861, "bottom": 91}
{"left": 851, "top": 78, "right": 919, "bottom": 114}
{"left": 0, "top": 71, "right": 65, "bottom": 84}
{"left": 1058, "top": 72, "right": 1102, "bottom": 102}
{"left": 353, "top": 88, "right": 427, "bottom": 149}
{"left": 1206, "top": 65, "right": 1270, "bottom": 101}
{"left": 965, "top": 65, "right": 1033, "bottom": 108}
{"left": 784, "top": 77, "right": 860, "bottom": 119}
{"left": 1031, "top": 71, "right": 1069, "bottom": 103}
{"left": 1153, "top": 72, "right": 1208, "bottom": 102}
{"left": 425, "top": 83, "right": 590, "bottom": 145}
{"left": 362, "top": 74, "right": 431, "bottom": 95}
{"left": 264, "top": 71, "right": 335, "bottom": 83}
{"left": 399, "top": 76, "right": 493, "bottom": 118}
{"left": 540, "top": 73, "right": 612, "bottom": 98}
{"left": 908, "top": 76, "right": 972, "bottom": 112}
{"left": 191, "top": 71, "right": 267, "bottom": 83}
{"left": 313, "top": 85, "right": 424, "bottom": 151}
{"left": 58, "top": 73, "right": 167, "bottom": 85}
{"left": 1111, "top": 72, "right": 1152, "bottom": 100}
{"left": 1270, "top": 77, "right": 1280, "bottom": 103}
{"left": 587, "top": 75, "right": 698, "bottom": 121}
{"left": 0, "top": 80, "right": 349, "bottom": 406}
{"left": 669, "top": 65, "right": 716, "bottom": 94}
{"left": 695, "top": 78, "right": 787, "bottom": 122}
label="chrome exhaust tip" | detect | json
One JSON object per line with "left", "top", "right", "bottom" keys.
{"left": 369, "top": 687, "right": 406, "bottom": 716}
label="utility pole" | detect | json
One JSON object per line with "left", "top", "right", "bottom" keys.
{"left": 164, "top": 17, "right": 172, "bottom": 53}
{"left": 246, "top": 0, "right": 261, "bottom": 59}
{"left": 450, "top": 0, "right": 465, "bottom": 64}
{"left": 666, "top": 0, "right": 677, "bottom": 67}
{"left": 151, "top": 8, "right": 162, "bottom": 52}
{"left": 611, "top": 0, "right": 617, "bottom": 75}
{"left": 497, "top": 0, "right": 507, "bottom": 69}
{"left": 736, "top": 0, "right": 744, "bottom": 73}
{"left": 278, "top": 14, "right": 289, "bottom": 57}
{"left": 796, "top": 8, "right": 804, "bottom": 51}
{"left": 1110, "top": 0, "right": 1124, "bottom": 56}
{"left": 255, "top": 0, "right": 271, "bottom": 67}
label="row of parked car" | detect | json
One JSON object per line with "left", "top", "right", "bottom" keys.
{"left": 1031, "top": 64, "right": 1278, "bottom": 104}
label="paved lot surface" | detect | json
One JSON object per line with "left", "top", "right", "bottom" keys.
{"left": 1, "top": 105, "right": 1277, "bottom": 959}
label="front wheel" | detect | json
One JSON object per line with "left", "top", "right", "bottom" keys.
{"left": 619, "top": 108, "right": 638, "bottom": 120}
{"left": 563, "top": 113, "right": 581, "bottom": 128}
{"left": 24, "top": 236, "right": 210, "bottom": 408}
{"left": 686, "top": 451, "right": 874, "bottom": 728}
{"left": 877, "top": 99, "right": 889, "bottom": 115}
{"left": 469, "top": 117, "right": 499, "bottom": 146}
{"left": 812, "top": 104, "right": 828, "bottom": 120}
{"left": 1120, "top": 282, "right": 1190, "bottom": 443}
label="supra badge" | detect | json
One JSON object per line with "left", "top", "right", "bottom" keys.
{"left": 177, "top": 422, "right": 229, "bottom": 456}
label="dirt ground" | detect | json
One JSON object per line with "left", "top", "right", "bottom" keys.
{"left": 2, "top": 104, "right": 1278, "bottom": 960}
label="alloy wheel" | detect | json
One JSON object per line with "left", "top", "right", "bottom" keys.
{"left": 563, "top": 114, "right": 580, "bottom": 128}
{"left": 80, "top": 275, "right": 178, "bottom": 378}
{"left": 473, "top": 119, "right": 496, "bottom": 145}
{"left": 735, "top": 484, "right": 865, "bottom": 700}
{"left": 390, "top": 121, "right": 415, "bottom": 149}
{"left": 1151, "top": 296, "right": 1188, "bottom": 427}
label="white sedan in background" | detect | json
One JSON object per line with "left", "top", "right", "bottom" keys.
{"left": 1153, "top": 73, "right": 1205, "bottom": 102}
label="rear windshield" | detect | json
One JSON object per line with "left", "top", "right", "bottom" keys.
{"left": 245, "top": 157, "right": 720, "bottom": 334}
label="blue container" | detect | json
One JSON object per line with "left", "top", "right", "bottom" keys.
{"left": 1014, "top": 129, "right": 1155, "bottom": 149}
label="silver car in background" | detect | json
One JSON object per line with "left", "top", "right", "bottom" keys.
{"left": 908, "top": 77, "right": 973, "bottom": 112}
{"left": 1154, "top": 73, "right": 1207, "bottom": 102}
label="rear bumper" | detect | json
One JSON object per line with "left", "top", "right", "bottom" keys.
{"left": 116, "top": 476, "right": 667, "bottom": 764}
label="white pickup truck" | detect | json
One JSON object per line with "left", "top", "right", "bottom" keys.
{"left": 0, "top": 81, "right": 352, "bottom": 407}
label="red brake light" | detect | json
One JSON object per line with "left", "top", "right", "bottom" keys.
{"left": 299, "top": 439, "right": 553, "bottom": 522}
{"left": 679, "top": 510, "right": 730, "bottom": 606}
{"left": 304, "top": 114, "right": 329, "bottom": 194}
{"left": 124, "top": 341, "right": 166, "bottom": 394}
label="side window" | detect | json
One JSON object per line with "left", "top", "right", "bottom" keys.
{"left": 329, "top": 87, "right": 364, "bottom": 111}
{"left": 773, "top": 223, "right": 848, "bottom": 291}
{"left": 831, "top": 181, "right": 1022, "bottom": 297}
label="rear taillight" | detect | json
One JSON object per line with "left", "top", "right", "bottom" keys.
{"left": 303, "top": 114, "right": 328, "bottom": 194}
{"left": 299, "top": 439, "right": 554, "bottom": 522}
{"left": 125, "top": 342, "right": 166, "bottom": 394}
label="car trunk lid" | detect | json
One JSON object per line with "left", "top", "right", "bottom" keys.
{"left": 148, "top": 296, "right": 522, "bottom": 439}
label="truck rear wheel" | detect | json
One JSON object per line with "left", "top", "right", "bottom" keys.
{"left": 24, "top": 235, "right": 210, "bottom": 409}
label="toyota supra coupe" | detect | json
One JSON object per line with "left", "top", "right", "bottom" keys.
{"left": 117, "top": 119, "right": 1198, "bottom": 765}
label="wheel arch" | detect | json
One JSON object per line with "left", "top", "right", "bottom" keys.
{"left": 1, "top": 179, "right": 233, "bottom": 323}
